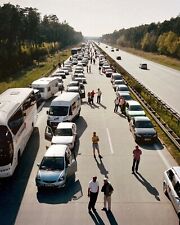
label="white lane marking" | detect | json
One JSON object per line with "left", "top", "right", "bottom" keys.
{"left": 106, "top": 128, "right": 114, "bottom": 154}
{"left": 154, "top": 143, "right": 171, "bottom": 169}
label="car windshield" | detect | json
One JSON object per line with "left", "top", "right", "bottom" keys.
{"left": 135, "top": 121, "right": 153, "bottom": 128}
{"left": 114, "top": 75, "right": 122, "bottom": 80}
{"left": 49, "top": 106, "right": 69, "bottom": 116}
{"left": 123, "top": 95, "right": 132, "bottom": 101}
{"left": 55, "top": 128, "right": 73, "bottom": 136}
{"left": 118, "top": 87, "right": 128, "bottom": 91}
{"left": 68, "top": 83, "right": 78, "bottom": 87}
{"left": 40, "top": 156, "right": 64, "bottom": 171}
{"left": 129, "top": 105, "right": 143, "bottom": 111}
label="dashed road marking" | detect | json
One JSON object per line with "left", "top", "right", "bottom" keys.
{"left": 106, "top": 128, "right": 114, "bottom": 154}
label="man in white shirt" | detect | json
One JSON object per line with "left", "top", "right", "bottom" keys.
{"left": 88, "top": 176, "right": 99, "bottom": 212}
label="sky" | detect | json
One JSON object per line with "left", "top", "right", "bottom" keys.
{"left": 0, "top": 0, "right": 180, "bottom": 37}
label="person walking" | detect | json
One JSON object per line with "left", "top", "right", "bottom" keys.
{"left": 114, "top": 96, "right": 119, "bottom": 113}
{"left": 87, "top": 92, "right": 91, "bottom": 104}
{"left": 99, "top": 66, "right": 101, "bottom": 74}
{"left": 132, "top": 145, "right": 142, "bottom": 173}
{"left": 92, "top": 132, "right": 103, "bottom": 159}
{"left": 119, "top": 96, "right": 126, "bottom": 115}
{"left": 88, "top": 176, "right": 99, "bottom": 212}
{"left": 96, "top": 88, "right": 102, "bottom": 104}
{"left": 90, "top": 90, "right": 95, "bottom": 104}
{"left": 89, "top": 65, "right": 91, "bottom": 73}
{"left": 101, "top": 178, "right": 114, "bottom": 212}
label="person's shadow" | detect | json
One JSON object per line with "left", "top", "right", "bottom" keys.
{"left": 89, "top": 210, "right": 105, "bottom": 225}
{"left": 134, "top": 173, "right": 160, "bottom": 201}
{"left": 106, "top": 210, "right": 119, "bottom": 225}
{"left": 99, "top": 103, "right": 107, "bottom": 109}
{"left": 95, "top": 158, "right": 109, "bottom": 178}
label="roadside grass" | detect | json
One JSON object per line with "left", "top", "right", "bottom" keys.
{"left": 0, "top": 49, "right": 71, "bottom": 93}
{"left": 119, "top": 47, "right": 180, "bottom": 71}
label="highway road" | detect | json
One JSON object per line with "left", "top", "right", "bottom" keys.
{"left": 99, "top": 43, "right": 180, "bottom": 114}
{"left": 0, "top": 47, "right": 179, "bottom": 225}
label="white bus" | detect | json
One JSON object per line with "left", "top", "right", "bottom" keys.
{"left": 0, "top": 88, "right": 37, "bottom": 178}
{"left": 31, "top": 77, "right": 59, "bottom": 100}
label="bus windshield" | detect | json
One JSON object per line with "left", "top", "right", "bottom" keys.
{"left": 49, "top": 106, "right": 69, "bottom": 116}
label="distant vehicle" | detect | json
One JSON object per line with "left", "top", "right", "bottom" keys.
{"left": 117, "top": 92, "right": 133, "bottom": 103}
{"left": 112, "top": 80, "right": 125, "bottom": 91}
{"left": 116, "top": 56, "right": 121, "bottom": 60}
{"left": 111, "top": 48, "right": 114, "bottom": 52}
{"left": 31, "top": 77, "right": 59, "bottom": 100}
{"left": 102, "top": 65, "right": 111, "bottom": 73}
{"left": 125, "top": 100, "right": 145, "bottom": 121}
{"left": 163, "top": 166, "right": 180, "bottom": 218}
{"left": 105, "top": 68, "right": 114, "bottom": 77}
{"left": 139, "top": 63, "right": 147, "bottom": 70}
{"left": 35, "top": 144, "right": 77, "bottom": 191}
{"left": 116, "top": 48, "right": 119, "bottom": 51}
{"left": 47, "top": 92, "right": 81, "bottom": 129}
{"left": 66, "top": 86, "right": 85, "bottom": 99}
{"left": 106, "top": 46, "right": 108, "bottom": 48}
{"left": 71, "top": 47, "right": 81, "bottom": 55}
{"left": 45, "top": 122, "right": 77, "bottom": 150}
{"left": 129, "top": 116, "right": 157, "bottom": 143}
{"left": 55, "top": 70, "right": 66, "bottom": 79}
{"left": 50, "top": 75, "right": 64, "bottom": 91}
{"left": 0, "top": 88, "right": 37, "bottom": 178}
{"left": 111, "top": 73, "right": 122, "bottom": 83}
{"left": 115, "top": 84, "right": 129, "bottom": 93}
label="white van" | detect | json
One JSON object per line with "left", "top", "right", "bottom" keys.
{"left": 163, "top": 166, "right": 180, "bottom": 217}
{"left": 35, "top": 144, "right": 77, "bottom": 191}
{"left": 47, "top": 92, "right": 81, "bottom": 129}
{"left": 31, "top": 77, "right": 59, "bottom": 100}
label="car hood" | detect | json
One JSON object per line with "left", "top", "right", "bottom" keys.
{"left": 52, "top": 136, "right": 73, "bottom": 145}
{"left": 135, "top": 128, "right": 156, "bottom": 135}
{"left": 38, "top": 170, "right": 64, "bottom": 181}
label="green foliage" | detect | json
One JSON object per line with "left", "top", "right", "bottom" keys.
{"left": 0, "top": 3, "right": 83, "bottom": 80}
{"left": 101, "top": 16, "right": 180, "bottom": 59}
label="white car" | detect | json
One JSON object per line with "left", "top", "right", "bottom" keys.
{"left": 163, "top": 167, "right": 180, "bottom": 218}
{"left": 125, "top": 100, "right": 145, "bottom": 121}
{"left": 112, "top": 80, "right": 125, "bottom": 91}
{"left": 115, "top": 84, "right": 129, "bottom": 93}
{"left": 45, "top": 122, "right": 77, "bottom": 150}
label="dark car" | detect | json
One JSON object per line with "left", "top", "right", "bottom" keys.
{"left": 116, "top": 56, "right": 121, "bottom": 60}
{"left": 129, "top": 116, "right": 157, "bottom": 143}
{"left": 139, "top": 63, "right": 147, "bottom": 70}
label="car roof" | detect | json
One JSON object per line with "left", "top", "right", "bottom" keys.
{"left": 117, "top": 84, "right": 128, "bottom": 88}
{"left": 67, "top": 86, "right": 79, "bottom": 90}
{"left": 133, "top": 116, "right": 150, "bottom": 122}
{"left": 128, "top": 100, "right": 141, "bottom": 106}
{"left": 57, "top": 122, "right": 75, "bottom": 129}
{"left": 117, "top": 92, "right": 130, "bottom": 96}
{"left": 45, "top": 144, "right": 67, "bottom": 157}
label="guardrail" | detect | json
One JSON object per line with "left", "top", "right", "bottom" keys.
{"left": 95, "top": 43, "right": 180, "bottom": 150}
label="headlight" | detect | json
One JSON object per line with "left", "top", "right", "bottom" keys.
{"left": 58, "top": 176, "right": 65, "bottom": 181}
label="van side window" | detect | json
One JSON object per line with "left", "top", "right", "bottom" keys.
{"left": 8, "top": 108, "right": 24, "bottom": 135}
{"left": 69, "top": 106, "right": 72, "bottom": 115}
{"left": 174, "top": 182, "right": 180, "bottom": 197}
{"left": 72, "top": 102, "right": 76, "bottom": 111}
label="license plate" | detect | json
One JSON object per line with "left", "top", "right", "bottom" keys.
{"left": 144, "top": 138, "right": 151, "bottom": 141}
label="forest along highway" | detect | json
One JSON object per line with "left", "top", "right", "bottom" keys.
{"left": 99, "top": 43, "right": 180, "bottom": 114}
{"left": 0, "top": 45, "right": 179, "bottom": 225}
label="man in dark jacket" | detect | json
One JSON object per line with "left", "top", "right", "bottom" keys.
{"left": 101, "top": 178, "right": 114, "bottom": 211}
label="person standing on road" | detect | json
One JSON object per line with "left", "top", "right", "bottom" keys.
{"left": 101, "top": 178, "right": 114, "bottom": 212}
{"left": 99, "top": 66, "right": 101, "bottom": 74}
{"left": 92, "top": 132, "right": 103, "bottom": 159}
{"left": 87, "top": 92, "right": 91, "bottom": 104}
{"left": 88, "top": 176, "right": 99, "bottom": 212}
{"left": 114, "top": 96, "right": 119, "bottom": 113}
{"left": 119, "top": 96, "right": 126, "bottom": 115}
{"left": 132, "top": 145, "right": 142, "bottom": 174}
{"left": 90, "top": 90, "right": 95, "bottom": 104}
{"left": 96, "top": 88, "right": 102, "bottom": 104}
{"left": 89, "top": 65, "right": 91, "bottom": 73}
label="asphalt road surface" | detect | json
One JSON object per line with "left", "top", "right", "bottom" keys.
{"left": 99, "top": 43, "right": 180, "bottom": 114}
{"left": 0, "top": 49, "right": 179, "bottom": 225}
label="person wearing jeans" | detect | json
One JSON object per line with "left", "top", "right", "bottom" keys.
{"left": 132, "top": 145, "right": 142, "bottom": 173}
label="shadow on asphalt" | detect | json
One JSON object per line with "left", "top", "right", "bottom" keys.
{"left": 139, "top": 139, "right": 164, "bottom": 150}
{"left": 89, "top": 210, "right": 105, "bottom": 225}
{"left": 75, "top": 115, "right": 87, "bottom": 138}
{"left": 105, "top": 210, "right": 119, "bottom": 225}
{"left": 95, "top": 158, "right": 109, "bottom": 178}
{"left": 134, "top": 172, "right": 160, "bottom": 201}
{"left": 0, "top": 127, "right": 40, "bottom": 225}
{"left": 37, "top": 176, "right": 83, "bottom": 204}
